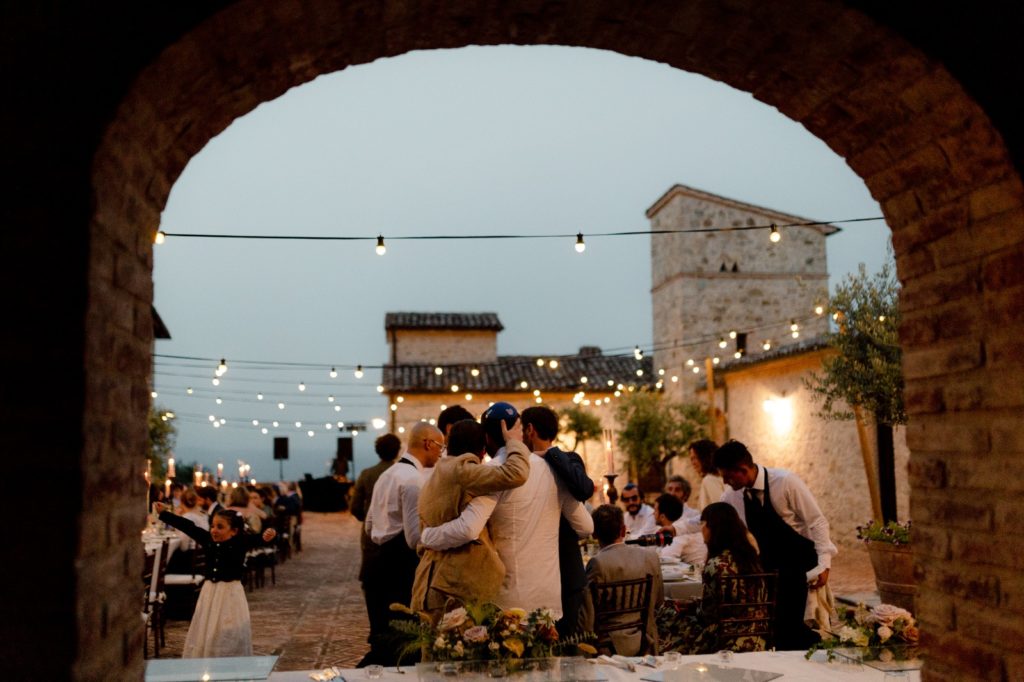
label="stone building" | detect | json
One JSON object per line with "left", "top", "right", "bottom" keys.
{"left": 647, "top": 184, "right": 838, "bottom": 404}
{"left": 381, "top": 312, "right": 653, "bottom": 488}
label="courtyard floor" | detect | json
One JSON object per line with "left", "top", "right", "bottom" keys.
{"left": 157, "top": 511, "right": 878, "bottom": 670}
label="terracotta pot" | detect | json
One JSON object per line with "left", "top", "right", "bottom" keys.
{"left": 866, "top": 541, "right": 916, "bottom": 613}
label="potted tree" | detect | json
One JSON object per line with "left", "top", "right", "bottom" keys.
{"left": 805, "top": 257, "right": 914, "bottom": 611}
{"left": 614, "top": 389, "right": 708, "bottom": 492}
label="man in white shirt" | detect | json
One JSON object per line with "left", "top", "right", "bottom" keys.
{"left": 420, "top": 402, "right": 593, "bottom": 618}
{"left": 652, "top": 493, "right": 707, "bottom": 565}
{"left": 662, "top": 475, "right": 701, "bottom": 535}
{"left": 715, "top": 440, "right": 837, "bottom": 650}
{"left": 620, "top": 483, "right": 657, "bottom": 537}
{"left": 362, "top": 422, "right": 443, "bottom": 665}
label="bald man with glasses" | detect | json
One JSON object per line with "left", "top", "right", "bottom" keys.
{"left": 361, "top": 422, "right": 443, "bottom": 666}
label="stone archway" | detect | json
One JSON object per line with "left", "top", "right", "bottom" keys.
{"left": 11, "top": 1, "right": 1022, "bottom": 679}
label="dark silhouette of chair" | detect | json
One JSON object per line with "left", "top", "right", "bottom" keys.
{"left": 715, "top": 571, "right": 777, "bottom": 651}
{"left": 142, "top": 539, "right": 169, "bottom": 658}
{"left": 164, "top": 546, "right": 205, "bottom": 616}
{"left": 588, "top": 574, "right": 654, "bottom": 655}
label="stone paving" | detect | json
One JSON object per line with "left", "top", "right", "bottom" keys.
{"left": 155, "top": 511, "right": 878, "bottom": 670}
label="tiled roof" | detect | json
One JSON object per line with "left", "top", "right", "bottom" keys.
{"left": 384, "top": 312, "right": 504, "bottom": 331}
{"left": 383, "top": 353, "right": 655, "bottom": 393}
{"left": 716, "top": 337, "right": 830, "bottom": 373}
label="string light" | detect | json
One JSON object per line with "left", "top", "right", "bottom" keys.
{"left": 470, "top": 368, "right": 480, "bottom": 377}
{"left": 295, "top": 421, "right": 302, "bottom": 428}
{"left": 151, "top": 390, "right": 158, "bottom": 398}
{"left": 671, "top": 375, "right": 679, "bottom": 382}
{"left": 154, "top": 230, "right": 166, "bottom": 245}
{"left": 187, "top": 387, "right": 193, "bottom": 395}
{"left": 769, "top": 224, "right": 781, "bottom": 243}
{"left": 397, "top": 396, "right": 405, "bottom": 403}
{"left": 261, "top": 427, "right": 268, "bottom": 434}
{"left": 729, "top": 331, "right": 737, "bottom": 339}
{"left": 329, "top": 367, "right": 337, "bottom": 378}
{"left": 334, "top": 405, "right": 341, "bottom": 412}
{"left": 692, "top": 367, "right": 700, "bottom": 374}
{"left": 580, "top": 376, "right": 588, "bottom": 384}
{"left": 712, "top": 357, "right": 720, "bottom": 365}
{"left": 215, "top": 397, "right": 222, "bottom": 405}
{"left": 533, "top": 389, "right": 541, "bottom": 397}
{"left": 536, "top": 358, "right": 545, "bottom": 367}
{"left": 763, "top": 340, "right": 772, "bottom": 351}
{"left": 718, "top": 337, "right": 727, "bottom": 349}
{"left": 211, "top": 378, "right": 220, "bottom": 386}
{"left": 435, "top": 366, "right": 443, "bottom": 375}
{"left": 298, "top": 381, "right": 306, "bottom": 392}
{"left": 734, "top": 351, "right": 742, "bottom": 359}
{"left": 658, "top": 368, "right": 665, "bottom": 376}
{"left": 634, "top": 346, "right": 643, "bottom": 361}
{"left": 307, "top": 430, "right": 315, "bottom": 437}
{"left": 277, "top": 402, "right": 285, "bottom": 409}
{"left": 814, "top": 305, "right": 824, "bottom": 316}
{"left": 465, "top": 393, "right": 473, "bottom": 401}
{"left": 520, "top": 380, "right": 528, "bottom": 389}
{"left": 216, "top": 358, "right": 227, "bottom": 376}
{"left": 256, "top": 392, "right": 263, "bottom": 400}
{"left": 686, "top": 359, "right": 695, "bottom": 367}
{"left": 377, "top": 384, "right": 384, "bottom": 393}
{"left": 390, "top": 403, "right": 397, "bottom": 411}
{"left": 375, "top": 235, "right": 386, "bottom": 256}
{"left": 272, "top": 421, "right": 279, "bottom": 427}
{"left": 451, "top": 385, "right": 459, "bottom": 393}
{"left": 549, "top": 360, "right": 559, "bottom": 369}
{"left": 636, "top": 369, "right": 644, "bottom": 377}
{"left": 252, "top": 419, "right": 259, "bottom": 426}
{"left": 575, "top": 233, "right": 586, "bottom": 253}
{"left": 327, "top": 395, "right": 334, "bottom": 403}
{"left": 354, "top": 365, "right": 364, "bottom": 379}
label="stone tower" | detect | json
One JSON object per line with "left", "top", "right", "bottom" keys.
{"left": 647, "top": 184, "right": 837, "bottom": 400}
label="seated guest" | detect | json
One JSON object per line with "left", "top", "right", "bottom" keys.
{"left": 657, "top": 502, "right": 765, "bottom": 654}
{"left": 581, "top": 505, "right": 664, "bottom": 656}
{"left": 620, "top": 483, "right": 658, "bottom": 537}
{"left": 660, "top": 475, "right": 701, "bottom": 535}
{"left": 652, "top": 493, "right": 707, "bottom": 566}
{"left": 166, "top": 488, "right": 209, "bottom": 573}
{"left": 227, "top": 486, "right": 265, "bottom": 533}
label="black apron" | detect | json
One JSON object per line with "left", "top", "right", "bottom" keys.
{"left": 743, "top": 468, "right": 821, "bottom": 650}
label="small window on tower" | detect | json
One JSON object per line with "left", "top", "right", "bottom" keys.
{"left": 732, "top": 263, "right": 740, "bottom": 273}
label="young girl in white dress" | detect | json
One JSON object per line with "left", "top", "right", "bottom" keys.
{"left": 157, "top": 503, "right": 276, "bottom": 657}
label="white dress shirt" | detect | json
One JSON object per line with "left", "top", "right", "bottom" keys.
{"left": 420, "top": 449, "right": 593, "bottom": 618}
{"left": 672, "top": 505, "right": 702, "bottom": 535}
{"left": 365, "top": 453, "right": 431, "bottom": 549}
{"left": 720, "top": 465, "right": 837, "bottom": 580}
{"left": 659, "top": 529, "right": 708, "bottom": 565}
{"left": 698, "top": 474, "right": 726, "bottom": 510}
{"left": 176, "top": 509, "right": 210, "bottom": 551}
{"left": 623, "top": 503, "right": 658, "bottom": 538}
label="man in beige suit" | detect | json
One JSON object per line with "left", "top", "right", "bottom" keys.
{"left": 581, "top": 504, "right": 664, "bottom": 655}
{"left": 412, "top": 416, "right": 530, "bottom": 613}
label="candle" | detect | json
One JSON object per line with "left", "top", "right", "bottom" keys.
{"left": 217, "top": 462, "right": 224, "bottom": 478}
{"left": 164, "top": 478, "right": 171, "bottom": 498}
{"left": 167, "top": 457, "right": 176, "bottom": 479}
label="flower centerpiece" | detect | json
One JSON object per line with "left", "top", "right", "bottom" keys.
{"left": 857, "top": 519, "right": 911, "bottom": 545}
{"left": 392, "top": 602, "right": 596, "bottom": 663}
{"left": 806, "top": 602, "right": 920, "bottom": 664}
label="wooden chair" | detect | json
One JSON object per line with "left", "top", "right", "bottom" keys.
{"left": 163, "top": 547, "right": 205, "bottom": 615}
{"left": 715, "top": 571, "right": 777, "bottom": 652}
{"left": 141, "top": 539, "right": 169, "bottom": 658}
{"left": 588, "top": 574, "right": 654, "bottom": 655}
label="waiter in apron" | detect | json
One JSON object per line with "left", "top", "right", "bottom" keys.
{"left": 714, "top": 440, "right": 837, "bottom": 650}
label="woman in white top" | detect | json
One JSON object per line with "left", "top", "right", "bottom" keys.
{"left": 689, "top": 439, "right": 725, "bottom": 510}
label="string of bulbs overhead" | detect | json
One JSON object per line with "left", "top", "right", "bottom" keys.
{"left": 153, "top": 216, "right": 883, "bottom": 251}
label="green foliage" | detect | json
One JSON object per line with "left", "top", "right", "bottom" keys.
{"left": 558, "top": 406, "right": 603, "bottom": 451}
{"left": 615, "top": 390, "right": 709, "bottom": 472}
{"left": 805, "top": 259, "right": 906, "bottom": 426}
{"left": 147, "top": 405, "right": 178, "bottom": 480}
{"left": 856, "top": 519, "right": 912, "bottom": 545}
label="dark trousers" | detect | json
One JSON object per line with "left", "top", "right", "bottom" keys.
{"left": 358, "top": 535, "right": 419, "bottom": 667}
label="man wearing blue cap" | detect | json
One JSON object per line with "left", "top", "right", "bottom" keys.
{"left": 420, "top": 402, "right": 593, "bottom": 618}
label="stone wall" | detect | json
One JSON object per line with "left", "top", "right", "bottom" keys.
{"left": 715, "top": 349, "right": 911, "bottom": 552}
{"left": 390, "top": 329, "right": 498, "bottom": 365}
{"left": 650, "top": 189, "right": 831, "bottom": 403}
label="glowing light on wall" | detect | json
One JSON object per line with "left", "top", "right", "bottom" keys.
{"left": 762, "top": 395, "right": 794, "bottom": 435}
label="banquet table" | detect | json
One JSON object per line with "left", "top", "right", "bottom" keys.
{"left": 661, "top": 561, "right": 702, "bottom": 601}
{"left": 142, "top": 528, "right": 183, "bottom": 562}
{"left": 259, "top": 652, "right": 921, "bottom": 682}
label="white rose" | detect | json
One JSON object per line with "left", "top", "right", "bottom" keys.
{"left": 877, "top": 625, "right": 893, "bottom": 642}
{"left": 871, "top": 604, "right": 913, "bottom": 627}
{"left": 439, "top": 607, "right": 468, "bottom": 632}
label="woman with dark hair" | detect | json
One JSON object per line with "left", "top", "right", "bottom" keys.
{"left": 689, "top": 439, "right": 724, "bottom": 510}
{"left": 657, "top": 502, "right": 766, "bottom": 653}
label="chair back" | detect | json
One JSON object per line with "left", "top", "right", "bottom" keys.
{"left": 143, "top": 539, "right": 169, "bottom": 610}
{"left": 588, "top": 574, "right": 653, "bottom": 655}
{"left": 715, "top": 571, "right": 777, "bottom": 651}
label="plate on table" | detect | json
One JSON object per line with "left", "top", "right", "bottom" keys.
{"left": 642, "top": 663, "right": 781, "bottom": 682}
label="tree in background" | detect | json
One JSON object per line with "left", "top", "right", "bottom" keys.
{"left": 559, "top": 405, "right": 603, "bottom": 452}
{"left": 805, "top": 258, "right": 905, "bottom": 522}
{"left": 615, "top": 390, "right": 708, "bottom": 491}
{"left": 147, "top": 405, "right": 178, "bottom": 482}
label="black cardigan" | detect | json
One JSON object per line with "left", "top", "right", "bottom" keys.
{"left": 159, "top": 510, "right": 269, "bottom": 583}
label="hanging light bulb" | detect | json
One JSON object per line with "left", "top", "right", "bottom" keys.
{"left": 692, "top": 366, "right": 700, "bottom": 374}
{"left": 814, "top": 305, "right": 825, "bottom": 316}
{"left": 334, "top": 405, "right": 341, "bottom": 412}
{"left": 252, "top": 419, "right": 259, "bottom": 426}
{"left": 327, "top": 395, "right": 335, "bottom": 403}
{"left": 718, "top": 337, "right": 727, "bottom": 349}
{"left": 792, "top": 330, "right": 800, "bottom": 338}
{"left": 533, "top": 389, "right": 541, "bottom": 397}
{"left": 329, "top": 366, "right": 337, "bottom": 378}
{"left": 261, "top": 427, "right": 268, "bottom": 435}
{"left": 295, "top": 421, "right": 302, "bottom": 428}
{"left": 729, "top": 330, "right": 737, "bottom": 339}
{"left": 277, "top": 402, "right": 285, "bottom": 410}
{"left": 520, "top": 380, "right": 529, "bottom": 389}
{"left": 451, "top": 385, "right": 459, "bottom": 393}
{"left": 307, "top": 430, "right": 315, "bottom": 438}
{"left": 636, "top": 369, "right": 644, "bottom": 377}
{"left": 634, "top": 346, "right": 643, "bottom": 361}
{"left": 574, "top": 232, "right": 586, "bottom": 253}
{"left": 580, "top": 376, "right": 588, "bottom": 384}
{"left": 215, "top": 397, "right": 222, "bottom": 405}
{"left": 536, "top": 358, "right": 545, "bottom": 367}
{"left": 790, "top": 320, "right": 799, "bottom": 332}
{"left": 686, "top": 358, "right": 695, "bottom": 367}
{"left": 549, "top": 359, "right": 559, "bottom": 369}
{"left": 375, "top": 235, "right": 386, "bottom": 256}
{"left": 390, "top": 403, "right": 397, "bottom": 412}
{"left": 217, "top": 358, "right": 227, "bottom": 376}
{"left": 272, "top": 421, "right": 279, "bottom": 428}
{"left": 186, "top": 387, "right": 193, "bottom": 395}
{"left": 298, "top": 381, "right": 306, "bottom": 392}
{"left": 713, "top": 357, "right": 720, "bottom": 365}
{"left": 734, "top": 351, "right": 742, "bottom": 359}
{"left": 763, "top": 340, "right": 772, "bottom": 351}
{"left": 769, "top": 224, "right": 781, "bottom": 243}
{"left": 440, "top": 404, "right": 447, "bottom": 411}
{"left": 154, "top": 230, "right": 166, "bottom": 245}
{"left": 256, "top": 392, "right": 263, "bottom": 400}
{"left": 211, "top": 378, "right": 220, "bottom": 386}
{"left": 470, "top": 367, "right": 480, "bottom": 377}
{"left": 658, "top": 368, "right": 665, "bottom": 376}
{"left": 465, "top": 393, "right": 473, "bottom": 401}
{"left": 607, "top": 380, "right": 615, "bottom": 386}
{"left": 354, "top": 365, "right": 364, "bottom": 379}
{"left": 671, "top": 375, "right": 679, "bottom": 382}
{"left": 396, "top": 396, "right": 405, "bottom": 403}
{"left": 376, "top": 384, "right": 384, "bottom": 393}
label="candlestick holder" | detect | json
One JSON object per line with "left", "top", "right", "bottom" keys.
{"left": 604, "top": 472, "right": 619, "bottom": 504}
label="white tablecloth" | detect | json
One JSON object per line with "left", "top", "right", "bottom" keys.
{"left": 266, "top": 652, "right": 919, "bottom": 681}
